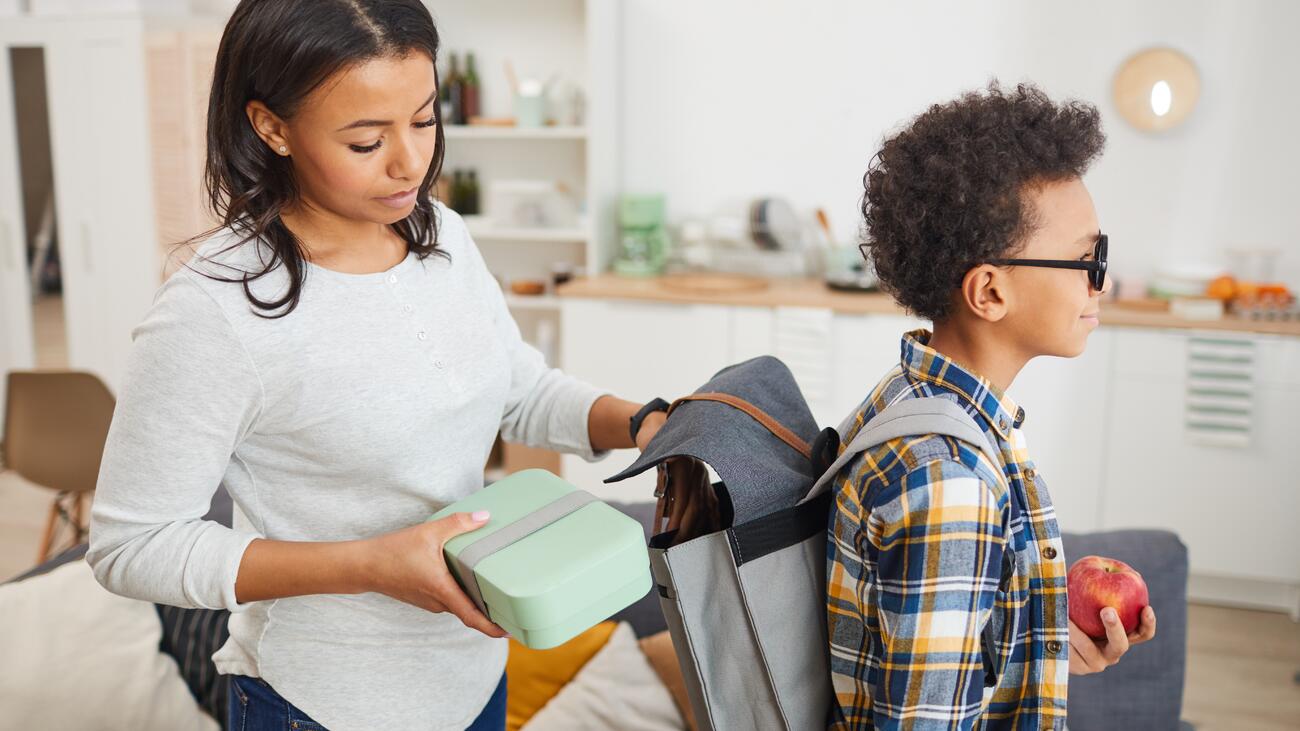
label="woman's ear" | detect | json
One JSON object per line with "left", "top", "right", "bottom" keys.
{"left": 959, "top": 264, "right": 1010, "bottom": 323}
{"left": 245, "top": 100, "right": 291, "bottom": 156}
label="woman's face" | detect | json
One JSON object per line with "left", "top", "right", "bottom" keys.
{"left": 1001, "top": 177, "right": 1107, "bottom": 358}
{"left": 253, "top": 52, "right": 439, "bottom": 225}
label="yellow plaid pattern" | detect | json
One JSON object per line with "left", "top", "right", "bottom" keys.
{"left": 826, "top": 330, "right": 1069, "bottom": 730}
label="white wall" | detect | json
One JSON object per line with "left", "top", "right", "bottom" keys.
{"left": 618, "top": 0, "right": 1300, "bottom": 287}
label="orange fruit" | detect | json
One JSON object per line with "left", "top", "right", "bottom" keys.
{"left": 1205, "top": 275, "right": 1237, "bottom": 301}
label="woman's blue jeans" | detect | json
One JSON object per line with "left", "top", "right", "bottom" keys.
{"left": 227, "top": 673, "right": 507, "bottom": 731}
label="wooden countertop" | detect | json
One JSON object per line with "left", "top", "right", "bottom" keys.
{"left": 556, "top": 274, "right": 1300, "bottom": 338}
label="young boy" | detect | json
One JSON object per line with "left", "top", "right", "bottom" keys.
{"left": 827, "top": 83, "right": 1157, "bottom": 730}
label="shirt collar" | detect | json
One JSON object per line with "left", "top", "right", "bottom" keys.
{"left": 900, "top": 329, "right": 1026, "bottom": 440}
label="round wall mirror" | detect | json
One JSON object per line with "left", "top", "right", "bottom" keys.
{"left": 1112, "top": 47, "right": 1200, "bottom": 132}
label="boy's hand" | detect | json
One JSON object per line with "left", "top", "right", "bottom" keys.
{"left": 1068, "top": 605, "right": 1157, "bottom": 674}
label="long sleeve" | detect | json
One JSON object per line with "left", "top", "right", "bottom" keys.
{"left": 857, "top": 458, "right": 1008, "bottom": 730}
{"left": 87, "top": 273, "right": 264, "bottom": 611}
{"left": 460, "top": 222, "right": 609, "bottom": 461}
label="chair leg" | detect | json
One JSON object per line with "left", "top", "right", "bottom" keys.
{"left": 37, "top": 499, "right": 59, "bottom": 564}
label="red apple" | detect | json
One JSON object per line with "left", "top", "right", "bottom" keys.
{"left": 1067, "top": 555, "right": 1149, "bottom": 639}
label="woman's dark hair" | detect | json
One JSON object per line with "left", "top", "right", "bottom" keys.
{"left": 860, "top": 81, "right": 1105, "bottom": 322}
{"left": 183, "top": 0, "right": 447, "bottom": 318}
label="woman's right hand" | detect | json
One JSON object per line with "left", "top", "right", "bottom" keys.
{"left": 362, "top": 511, "right": 509, "bottom": 639}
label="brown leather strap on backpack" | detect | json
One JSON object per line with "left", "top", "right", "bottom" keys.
{"left": 667, "top": 392, "right": 812, "bottom": 460}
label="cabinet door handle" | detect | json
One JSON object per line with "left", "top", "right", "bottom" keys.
{"left": 0, "top": 218, "right": 12, "bottom": 272}
{"left": 81, "top": 221, "right": 93, "bottom": 273}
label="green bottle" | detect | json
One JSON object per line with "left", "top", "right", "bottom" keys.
{"left": 464, "top": 169, "right": 481, "bottom": 215}
{"left": 450, "top": 169, "right": 466, "bottom": 212}
{"left": 463, "top": 52, "right": 481, "bottom": 123}
{"left": 445, "top": 53, "right": 463, "bottom": 125}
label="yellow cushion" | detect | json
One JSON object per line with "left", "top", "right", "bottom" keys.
{"left": 505, "top": 620, "right": 617, "bottom": 730}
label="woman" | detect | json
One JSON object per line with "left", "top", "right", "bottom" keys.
{"left": 86, "top": 2, "right": 665, "bottom": 729}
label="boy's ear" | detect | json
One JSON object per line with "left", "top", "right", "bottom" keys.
{"left": 958, "top": 264, "right": 1010, "bottom": 323}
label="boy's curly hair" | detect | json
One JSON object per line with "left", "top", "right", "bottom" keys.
{"left": 861, "top": 81, "right": 1105, "bottom": 322}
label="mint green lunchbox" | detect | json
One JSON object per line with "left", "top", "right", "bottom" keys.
{"left": 430, "top": 469, "right": 652, "bottom": 649}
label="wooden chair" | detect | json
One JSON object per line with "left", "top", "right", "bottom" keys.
{"left": 2, "top": 371, "right": 115, "bottom": 563}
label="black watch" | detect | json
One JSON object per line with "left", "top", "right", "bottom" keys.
{"left": 629, "top": 397, "right": 670, "bottom": 444}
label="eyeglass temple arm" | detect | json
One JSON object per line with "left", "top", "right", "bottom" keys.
{"left": 987, "top": 259, "right": 1098, "bottom": 269}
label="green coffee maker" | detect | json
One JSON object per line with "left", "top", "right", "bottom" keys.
{"left": 613, "top": 194, "right": 669, "bottom": 277}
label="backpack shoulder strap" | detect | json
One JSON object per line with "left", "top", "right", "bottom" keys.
{"left": 799, "top": 397, "right": 1004, "bottom": 504}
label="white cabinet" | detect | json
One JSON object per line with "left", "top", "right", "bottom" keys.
{"left": 435, "top": 0, "right": 622, "bottom": 323}
{"left": 559, "top": 300, "right": 916, "bottom": 499}
{"left": 560, "top": 298, "right": 732, "bottom": 500}
{"left": 828, "top": 312, "right": 926, "bottom": 426}
{"left": 0, "top": 49, "right": 37, "bottom": 384}
{"left": 1008, "top": 330, "right": 1114, "bottom": 534}
{"left": 830, "top": 314, "right": 1113, "bottom": 534}
{"left": 0, "top": 17, "right": 160, "bottom": 396}
{"left": 1101, "top": 329, "right": 1300, "bottom": 584}
{"left": 45, "top": 19, "right": 160, "bottom": 391}
{"left": 559, "top": 296, "right": 1300, "bottom": 605}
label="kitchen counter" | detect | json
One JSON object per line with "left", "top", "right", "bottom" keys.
{"left": 556, "top": 274, "right": 1300, "bottom": 338}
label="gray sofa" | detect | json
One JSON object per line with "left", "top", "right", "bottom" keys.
{"left": 10, "top": 490, "right": 1191, "bottom": 730}
{"left": 1059, "top": 531, "right": 1189, "bottom": 730}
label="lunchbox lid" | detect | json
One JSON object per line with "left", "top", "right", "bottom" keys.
{"left": 432, "top": 469, "right": 650, "bottom": 631}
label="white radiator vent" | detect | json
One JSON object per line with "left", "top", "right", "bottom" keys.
{"left": 1185, "top": 335, "right": 1256, "bottom": 448}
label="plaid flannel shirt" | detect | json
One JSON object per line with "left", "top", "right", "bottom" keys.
{"left": 826, "top": 330, "right": 1070, "bottom": 730}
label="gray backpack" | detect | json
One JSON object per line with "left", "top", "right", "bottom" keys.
{"left": 647, "top": 396, "right": 1003, "bottom": 730}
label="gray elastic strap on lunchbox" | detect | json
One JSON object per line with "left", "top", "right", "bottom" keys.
{"left": 451, "top": 490, "right": 599, "bottom": 617}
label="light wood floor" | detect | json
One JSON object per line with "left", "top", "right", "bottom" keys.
{"left": 31, "top": 293, "right": 68, "bottom": 369}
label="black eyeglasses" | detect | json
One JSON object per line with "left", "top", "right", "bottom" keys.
{"left": 988, "top": 233, "right": 1108, "bottom": 292}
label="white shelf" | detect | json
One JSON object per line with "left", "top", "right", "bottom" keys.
{"left": 467, "top": 223, "right": 589, "bottom": 243}
{"left": 505, "top": 294, "right": 561, "bottom": 312}
{"left": 443, "top": 125, "right": 587, "bottom": 141}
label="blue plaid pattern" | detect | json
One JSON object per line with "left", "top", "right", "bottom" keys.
{"left": 826, "top": 330, "right": 1069, "bottom": 730}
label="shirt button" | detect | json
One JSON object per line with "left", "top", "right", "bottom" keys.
{"left": 388, "top": 274, "right": 398, "bottom": 284}
{"left": 998, "top": 417, "right": 1009, "bottom": 432}
{"left": 1046, "top": 640, "right": 1063, "bottom": 654}
{"left": 403, "top": 304, "right": 413, "bottom": 313}
{"left": 1024, "top": 468, "right": 1037, "bottom": 481}
{"left": 417, "top": 331, "right": 427, "bottom": 341}
{"left": 435, "top": 359, "right": 446, "bottom": 369}
{"left": 1043, "top": 546, "right": 1058, "bottom": 560}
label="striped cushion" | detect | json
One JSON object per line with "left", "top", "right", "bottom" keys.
{"left": 154, "top": 604, "right": 231, "bottom": 727}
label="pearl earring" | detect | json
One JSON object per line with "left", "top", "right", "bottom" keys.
{"left": 278, "top": 145, "right": 287, "bottom": 154}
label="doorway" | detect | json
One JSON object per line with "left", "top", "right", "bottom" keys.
{"left": 10, "top": 46, "right": 66, "bottom": 370}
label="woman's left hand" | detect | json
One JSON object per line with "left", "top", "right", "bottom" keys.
{"left": 1068, "top": 605, "right": 1157, "bottom": 675}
